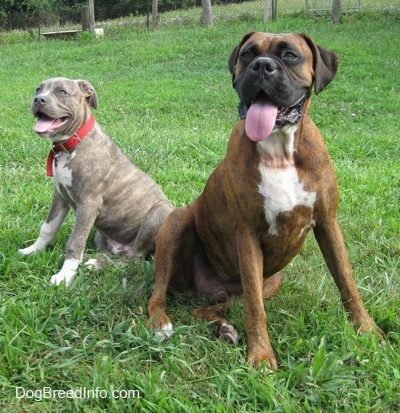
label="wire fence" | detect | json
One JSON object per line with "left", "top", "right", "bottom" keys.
{"left": 1, "top": 0, "right": 399, "bottom": 34}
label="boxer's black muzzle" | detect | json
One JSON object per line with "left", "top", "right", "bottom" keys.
{"left": 235, "top": 56, "right": 310, "bottom": 128}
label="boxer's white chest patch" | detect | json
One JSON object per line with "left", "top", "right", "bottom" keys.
{"left": 257, "top": 128, "right": 316, "bottom": 236}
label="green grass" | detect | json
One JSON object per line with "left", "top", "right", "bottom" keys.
{"left": 0, "top": 11, "right": 399, "bottom": 412}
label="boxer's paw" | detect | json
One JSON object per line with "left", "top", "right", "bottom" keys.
{"left": 148, "top": 314, "right": 174, "bottom": 341}
{"left": 357, "top": 321, "right": 386, "bottom": 346}
{"left": 154, "top": 322, "right": 173, "bottom": 341}
{"left": 247, "top": 345, "right": 278, "bottom": 371}
{"left": 216, "top": 322, "right": 239, "bottom": 346}
{"left": 351, "top": 313, "right": 385, "bottom": 347}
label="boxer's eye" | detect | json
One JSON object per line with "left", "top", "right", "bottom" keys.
{"left": 241, "top": 50, "right": 254, "bottom": 61}
{"left": 282, "top": 51, "right": 297, "bottom": 61}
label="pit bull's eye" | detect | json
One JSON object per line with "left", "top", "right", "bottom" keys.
{"left": 59, "top": 90, "right": 67, "bottom": 95}
{"left": 35, "top": 87, "right": 40, "bottom": 93}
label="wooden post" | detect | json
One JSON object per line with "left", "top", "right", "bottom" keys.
{"left": 151, "top": 0, "right": 158, "bottom": 30}
{"left": 82, "top": 5, "right": 90, "bottom": 32}
{"left": 88, "top": 0, "right": 95, "bottom": 33}
{"left": 271, "top": 0, "right": 277, "bottom": 20}
{"left": 263, "top": 0, "right": 270, "bottom": 23}
{"left": 332, "top": 0, "right": 341, "bottom": 24}
{"left": 202, "top": 0, "right": 213, "bottom": 27}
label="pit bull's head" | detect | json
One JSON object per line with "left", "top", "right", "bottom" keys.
{"left": 32, "top": 77, "right": 97, "bottom": 142}
{"left": 228, "top": 32, "right": 339, "bottom": 141}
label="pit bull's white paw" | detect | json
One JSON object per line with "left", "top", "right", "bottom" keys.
{"left": 50, "top": 258, "right": 80, "bottom": 287}
{"left": 50, "top": 271, "right": 75, "bottom": 287}
{"left": 154, "top": 322, "right": 174, "bottom": 341}
{"left": 19, "top": 235, "right": 51, "bottom": 255}
{"left": 19, "top": 243, "right": 44, "bottom": 255}
{"left": 19, "top": 246, "right": 33, "bottom": 255}
{"left": 84, "top": 258, "right": 100, "bottom": 270}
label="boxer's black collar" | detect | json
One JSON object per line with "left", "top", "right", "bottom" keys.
{"left": 46, "top": 114, "right": 95, "bottom": 177}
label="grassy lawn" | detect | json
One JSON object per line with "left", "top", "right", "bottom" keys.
{"left": 0, "top": 10, "right": 399, "bottom": 412}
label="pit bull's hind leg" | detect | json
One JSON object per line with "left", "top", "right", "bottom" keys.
{"left": 127, "top": 199, "right": 173, "bottom": 261}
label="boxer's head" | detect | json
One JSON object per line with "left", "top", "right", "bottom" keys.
{"left": 228, "top": 32, "right": 338, "bottom": 141}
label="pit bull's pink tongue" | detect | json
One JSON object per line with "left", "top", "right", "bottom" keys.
{"left": 35, "top": 116, "right": 56, "bottom": 133}
{"left": 245, "top": 98, "right": 278, "bottom": 142}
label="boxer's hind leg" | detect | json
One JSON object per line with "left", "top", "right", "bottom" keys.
{"left": 193, "top": 301, "right": 239, "bottom": 345}
{"left": 262, "top": 271, "right": 284, "bottom": 299}
{"left": 147, "top": 206, "right": 196, "bottom": 340}
{"left": 192, "top": 272, "right": 284, "bottom": 346}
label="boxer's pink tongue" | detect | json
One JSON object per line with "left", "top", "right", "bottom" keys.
{"left": 245, "top": 98, "right": 278, "bottom": 142}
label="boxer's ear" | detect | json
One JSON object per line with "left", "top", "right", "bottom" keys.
{"left": 300, "top": 34, "right": 339, "bottom": 94}
{"left": 228, "top": 32, "right": 255, "bottom": 88}
{"left": 77, "top": 80, "right": 98, "bottom": 109}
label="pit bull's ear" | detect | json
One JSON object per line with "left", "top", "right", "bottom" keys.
{"left": 77, "top": 80, "right": 98, "bottom": 109}
{"left": 228, "top": 32, "right": 255, "bottom": 88}
{"left": 300, "top": 34, "right": 339, "bottom": 95}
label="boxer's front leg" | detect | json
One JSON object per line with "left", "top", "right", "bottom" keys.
{"left": 314, "top": 219, "right": 383, "bottom": 338}
{"left": 237, "top": 225, "right": 278, "bottom": 370}
{"left": 147, "top": 207, "right": 196, "bottom": 339}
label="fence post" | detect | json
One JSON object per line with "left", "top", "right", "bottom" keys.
{"left": 202, "top": 0, "right": 213, "bottom": 27}
{"left": 332, "top": 0, "right": 341, "bottom": 24}
{"left": 151, "top": 0, "right": 158, "bottom": 30}
{"left": 82, "top": 6, "right": 90, "bottom": 32}
{"left": 271, "top": 0, "right": 277, "bottom": 20}
{"left": 88, "top": 0, "right": 95, "bottom": 33}
{"left": 263, "top": 0, "right": 270, "bottom": 23}
{"left": 37, "top": 0, "right": 41, "bottom": 41}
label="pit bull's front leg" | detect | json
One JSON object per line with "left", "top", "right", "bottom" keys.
{"left": 50, "top": 199, "right": 102, "bottom": 287}
{"left": 19, "top": 189, "right": 69, "bottom": 255}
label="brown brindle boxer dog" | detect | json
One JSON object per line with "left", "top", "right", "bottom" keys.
{"left": 147, "top": 32, "right": 382, "bottom": 369}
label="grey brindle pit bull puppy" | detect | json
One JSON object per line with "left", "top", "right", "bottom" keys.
{"left": 19, "top": 77, "right": 173, "bottom": 287}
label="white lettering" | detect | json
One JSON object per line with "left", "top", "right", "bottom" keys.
{"left": 15, "top": 387, "right": 25, "bottom": 398}
{"left": 14, "top": 386, "right": 141, "bottom": 400}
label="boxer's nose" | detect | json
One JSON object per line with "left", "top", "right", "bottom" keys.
{"left": 251, "top": 57, "right": 277, "bottom": 75}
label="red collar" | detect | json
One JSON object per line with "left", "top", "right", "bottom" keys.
{"left": 46, "top": 114, "right": 95, "bottom": 177}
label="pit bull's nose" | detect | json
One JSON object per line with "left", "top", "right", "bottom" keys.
{"left": 251, "top": 57, "right": 277, "bottom": 75}
{"left": 34, "top": 95, "right": 47, "bottom": 106}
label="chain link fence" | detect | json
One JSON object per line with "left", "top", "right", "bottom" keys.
{"left": 1, "top": 0, "right": 399, "bottom": 34}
